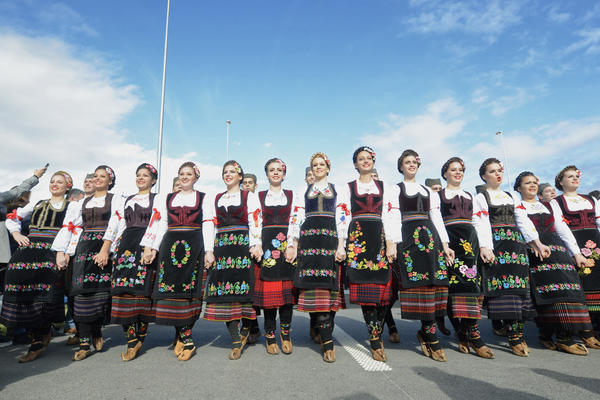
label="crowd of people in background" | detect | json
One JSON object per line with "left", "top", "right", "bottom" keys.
{"left": 1, "top": 148, "right": 599, "bottom": 366}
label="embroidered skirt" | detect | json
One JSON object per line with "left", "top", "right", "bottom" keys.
{"left": 111, "top": 294, "right": 155, "bottom": 325}
{"left": 73, "top": 292, "right": 111, "bottom": 323}
{"left": 486, "top": 294, "right": 536, "bottom": 320}
{"left": 253, "top": 264, "right": 295, "bottom": 308}
{"left": 154, "top": 298, "right": 202, "bottom": 326}
{"left": 71, "top": 228, "right": 112, "bottom": 295}
{"left": 399, "top": 285, "right": 448, "bottom": 320}
{"left": 445, "top": 222, "right": 481, "bottom": 296}
{"left": 203, "top": 302, "right": 256, "bottom": 322}
{"left": 447, "top": 295, "right": 482, "bottom": 320}
{"left": 111, "top": 227, "right": 156, "bottom": 296}
{"left": 536, "top": 302, "right": 592, "bottom": 332}
{"left": 0, "top": 299, "right": 64, "bottom": 329}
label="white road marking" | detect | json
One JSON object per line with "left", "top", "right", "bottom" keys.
{"left": 335, "top": 326, "right": 392, "bottom": 371}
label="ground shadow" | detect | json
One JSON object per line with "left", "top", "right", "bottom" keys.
{"left": 532, "top": 368, "right": 600, "bottom": 395}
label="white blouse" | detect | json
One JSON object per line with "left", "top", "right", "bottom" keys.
{"left": 472, "top": 189, "right": 537, "bottom": 250}
{"left": 520, "top": 200, "right": 581, "bottom": 256}
{"left": 287, "top": 181, "right": 349, "bottom": 243}
{"left": 550, "top": 195, "right": 600, "bottom": 232}
{"left": 261, "top": 188, "right": 300, "bottom": 239}
{"left": 5, "top": 199, "right": 66, "bottom": 233}
{"left": 209, "top": 190, "right": 262, "bottom": 249}
{"left": 51, "top": 194, "right": 123, "bottom": 255}
{"left": 338, "top": 179, "right": 401, "bottom": 244}
{"left": 385, "top": 181, "right": 450, "bottom": 243}
{"left": 141, "top": 191, "right": 216, "bottom": 252}
{"left": 103, "top": 193, "right": 160, "bottom": 246}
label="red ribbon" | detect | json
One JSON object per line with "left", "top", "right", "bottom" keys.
{"left": 202, "top": 217, "right": 219, "bottom": 226}
{"left": 387, "top": 202, "right": 399, "bottom": 212}
{"left": 62, "top": 222, "right": 82, "bottom": 234}
{"left": 337, "top": 203, "right": 350, "bottom": 216}
{"left": 6, "top": 210, "right": 22, "bottom": 221}
{"left": 293, "top": 206, "right": 304, "bottom": 213}
{"left": 562, "top": 216, "right": 571, "bottom": 225}
{"left": 474, "top": 210, "right": 489, "bottom": 218}
{"left": 516, "top": 204, "right": 526, "bottom": 210}
{"left": 148, "top": 208, "right": 161, "bottom": 228}
{"left": 252, "top": 209, "right": 261, "bottom": 227}
{"left": 115, "top": 211, "right": 123, "bottom": 221}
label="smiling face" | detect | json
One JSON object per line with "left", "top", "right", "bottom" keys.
{"left": 241, "top": 177, "right": 257, "bottom": 192}
{"left": 267, "top": 162, "right": 285, "bottom": 186}
{"left": 482, "top": 162, "right": 504, "bottom": 188}
{"left": 401, "top": 155, "right": 419, "bottom": 178}
{"left": 354, "top": 151, "right": 374, "bottom": 174}
{"left": 305, "top": 170, "right": 315, "bottom": 185}
{"left": 136, "top": 168, "right": 156, "bottom": 191}
{"left": 539, "top": 186, "right": 556, "bottom": 202}
{"left": 93, "top": 169, "right": 111, "bottom": 191}
{"left": 223, "top": 165, "right": 243, "bottom": 188}
{"left": 517, "top": 175, "right": 538, "bottom": 201}
{"left": 49, "top": 174, "right": 69, "bottom": 197}
{"left": 172, "top": 179, "right": 182, "bottom": 192}
{"left": 178, "top": 166, "right": 197, "bottom": 191}
{"left": 444, "top": 161, "right": 464, "bottom": 187}
{"left": 560, "top": 169, "right": 580, "bottom": 192}
{"left": 83, "top": 178, "right": 94, "bottom": 195}
{"left": 311, "top": 157, "right": 329, "bottom": 180}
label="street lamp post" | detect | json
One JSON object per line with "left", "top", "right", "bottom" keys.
{"left": 156, "top": 0, "right": 171, "bottom": 192}
{"left": 226, "top": 120, "right": 231, "bottom": 160}
{"left": 496, "top": 131, "right": 511, "bottom": 190}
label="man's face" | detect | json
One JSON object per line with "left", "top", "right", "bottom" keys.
{"left": 539, "top": 186, "right": 557, "bottom": 202}
{"left": 83, "top": 178, "right": 95, "bottom": 195}
{"left": 242, "top": 178, "right": 256, "bottom": 192}
{"left": 430, "top": 184, "right": 442, "bottom": 192}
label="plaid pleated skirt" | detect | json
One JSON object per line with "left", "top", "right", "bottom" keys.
{"left": 348, "top": 268, "right": 396, "bottom": 306}
{"left": 111, "top": 294, "right": 155, "bottom": 325}
{"left": 486, "top": 294, "right": 536, "bottom": 320}
{"left": 297, "top": 288, "right": 345, "bottom": 313}
{"left": 447, "top": 295, "right": 483, "bottom": 319}
{"left": 154, "top": 298, "right": 202, "bottom": 326}
{"left": 0, "top": 299, "right": 64, "bottom": 329}
{"left": 536, "top": 302, "right": 592, "bottom": 332}
{"left": 203, "top": 302, "right": 256, "bottom": 322}
{"left": 399, "top": 285, "right": 448, "bottom": 320}
{"left": 253, "top": 264, "right": 295, "bottom": 308}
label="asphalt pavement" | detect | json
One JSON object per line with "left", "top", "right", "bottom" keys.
{"left": 1, "top": 305, "right": 599, "bottom": 400}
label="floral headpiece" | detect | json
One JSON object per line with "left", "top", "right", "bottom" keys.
{"left": 415, "top": 156, "right": 421, "bottom": 165}
{"left": 498, "top": 161, "right": 504, "bottom": 173}
{"left": 274, "top": 158, "right": 287, "bottom": 173}
{"left": 145, "top": 163, "right": 157, "bottom": 174}
{"left": 231, "top": 162, "right": 242, "bottom": 175}
{"left": 193, "top": 164, "right": 201, "bottom": 178}
{"left": 54, "top": 171, "right": 73, "bottom": 188}
{"left": 576, "top": 169, "right": 581, "bottom": 179}
{"left": 311, "top": 152, "right": 331, "bottom": 169}
{"left": 104, "top": 166, "right": 115, "bottom": 181}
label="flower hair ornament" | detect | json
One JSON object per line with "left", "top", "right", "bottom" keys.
{"left": 275, "top": 159, "right": 287, "bottom": 173}
{"left": 193, "top": 164, "right": 201, "bottom": 178}
{"left": 311, "top": 152, "right": 331, "bottom": 169}
{"left": 56, "top": 171, "right": 73, "bottom": 188}
{"left": 498, "top": 162, "right": 504, "bottom": 173}
{"left": 104, "top": 166, "right": 115, "bottom": 181}
{"left": 231, "top": 162, "right": 242, "bottom": 175}
{"left": 145, "top": 163, "right": 157, "bottom": 175}
{"left": 576, "top": 169, "right": 581, "bottom": 179}
{"left": 415, "top": 156, "right": 421, "bottom": 164}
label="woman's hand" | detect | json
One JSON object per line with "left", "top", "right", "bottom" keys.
{"left": 480, "top": 247, "right": 495, "bottom": 264}
{"left": 93, "top": 249, "right": 110, "bottom": 269}
{"left": 442, "top": 243, "right": 455, "bottom": 266}
{"left": 386, "top": 240, "right": 397, "bottom": 263}
{"left": 141, "top": 247, "right": 156, "bottom": 265}
{"left": 250, "top": 245, "right": 263, "bottom": 262}
{"left": 285, "top": 245, "right": 297, "bottom": 264}
{"left": 204, "top": 251, "right": 215, "bottom": 269}
{"left": 530, "top": 240, "right": 551, "bottom": 260}
{"left": 56, "top": 252, "right": 69, "bottom": 271}
{"left": 335, "top": 241, "right": 346, "bottom": 263}
{"left": 573, "top": 253, "right": 589, "bottom": 269}
{"left": 11, "top": 232, "right": 30, "bottom": 247}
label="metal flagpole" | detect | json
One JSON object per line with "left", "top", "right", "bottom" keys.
{"left": 156, "top": 0, "right": 171, "bottom": 192}
{"left": 226, "top": 120, "right": 231, "bottom": 160}
{"left": 496, "top": 131, "right": 511, "bottom": 190}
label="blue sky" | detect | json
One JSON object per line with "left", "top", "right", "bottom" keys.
{"left": 1, "top": 0, "right": 599, "bottom": 198}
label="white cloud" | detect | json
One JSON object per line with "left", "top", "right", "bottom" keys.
{"left": 37, "top": 2, "right": 98, "bottom": 37}
{"left": 564, "top": 28, "right": 600, "bottom": 55}
{"left": 470, "top": 85, "right": 545, "bottom": 116}
{"left": 264, "top": 142, "right": 272, "bottom": 148}
{"left": 404, "top": 0, "right": 523, "bottom": 38}
{"left": 548, "top": 5, "right": 570, "bottom": 23}
{"left": 0, "top": 32, "right": 224, "bottom": 202}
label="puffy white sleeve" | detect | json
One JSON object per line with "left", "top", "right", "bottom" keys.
{"left": 472, "top": 193, "right": 493, "bottom": 249}
{"left": 103, "top": 198, "right": 125, "bottom": 243}
{"left": 551, "top": 201, "right": 581, "bottom": 256}
{"left": 595, "top": 197, "right": 600, "bottom": 232}
{"left": 143, "top": 194, "right": 169, "bottom": 251}
{"left": 427, "top": 187, "right": 449, "bottom": 243}
{"left": 202, "top": 193, "right": 216, "bottom": 252}
{"left": 5, "top": 203, "right": 35, "bottom": 233}
{"left": 336, "top": 183, "right": 350, "bottom": 241}
{"left": 383, "top": 183, "right": 402, "bottom": 243}
{"left": 247, "top": 191, "right": 262, "bottom": 248}
{"left": 512, "top": 192, "right": 539, "bottom": 243}
{"left": 287, "top": 189, "right": 305, "bottom": 243}
{"left": 52, "top": 200, "right": 84, "bottom": 254}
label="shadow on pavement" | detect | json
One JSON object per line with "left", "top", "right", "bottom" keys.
{"left": 333, "top": 392, "right": 381, "bottom": 400}
{"left": 412, "top": 367, "right": 548, "bottom": 400}
{"left": 532, "top": 368, "right": 600, "bottom": 395}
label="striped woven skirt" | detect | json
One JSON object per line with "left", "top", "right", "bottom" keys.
{"left": 297, "top": 289, "right": 345, "bottom": 313}
{"left": 111, "top": 294, "right": 155, "bottom": 325}
{"left": 73, "top": 292, "right": 111, "bottom": 323}
{"left": 447, "top": 296, "right": 482, "bottom": 320}
{"left": 203, "top": 302, "right": 256, "bottom": 322}
{"left": 0, "top": 299, "right": 64, "bottom": 329}
{"left": 585, "top": 291, "right": 600, "bottom": 314}
{"left": 348, "top": 268, "right": 396, "bottom": 307}
{"left": 536, "top": 302, "right": 592, "bottom": 332}
{"left": 154, "top": 298, "right": 202, "bottom": 326}
{"left": 253, "top": 265, "right": 295, "bottom": 308}
{"left": 399, "top": 285, "right": 448, "bottom": 320}
{"left": 486, "top": 294, "right": 536, "bottom": 320}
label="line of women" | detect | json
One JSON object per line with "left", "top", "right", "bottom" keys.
{"left": 2, "top": 148, "right": 599, "bottom": 364}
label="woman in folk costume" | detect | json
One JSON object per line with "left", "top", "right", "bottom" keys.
{"left": 53, "top": 165, "right": 121, "bottom": 361}
{"left": 255, "top": 158, "right": 296, "bottom": 355}
{"left": 551, "top": 165, "right": 600, "bottom": 342}
{"left": 287, "top": 152, "right": 347, "bottom": 363}
{"left": 1, "top": 171, "right": 72, "bottom": 362}
{"left": 387, "top": 149, "right": 454, "bottom": 362}
{"left": 438, "top": 157, "right": 494, "bottom": 359}
{"left": 203, "top": 160, "right": 263, "bottom": 360}
{"left": 472, "top": 158, "right": 541, "bottom": 357}
{"left": 339, "top": 146, "right": 399, "bottom": 362}
{"left": 515, "top": 171, "right": 598, "bottom": 354}
{"left": 95, "top": 163, "right": 160, "bottom": 361}
{"left": 142, "top": 162, "right": 213, "bottom": 361}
